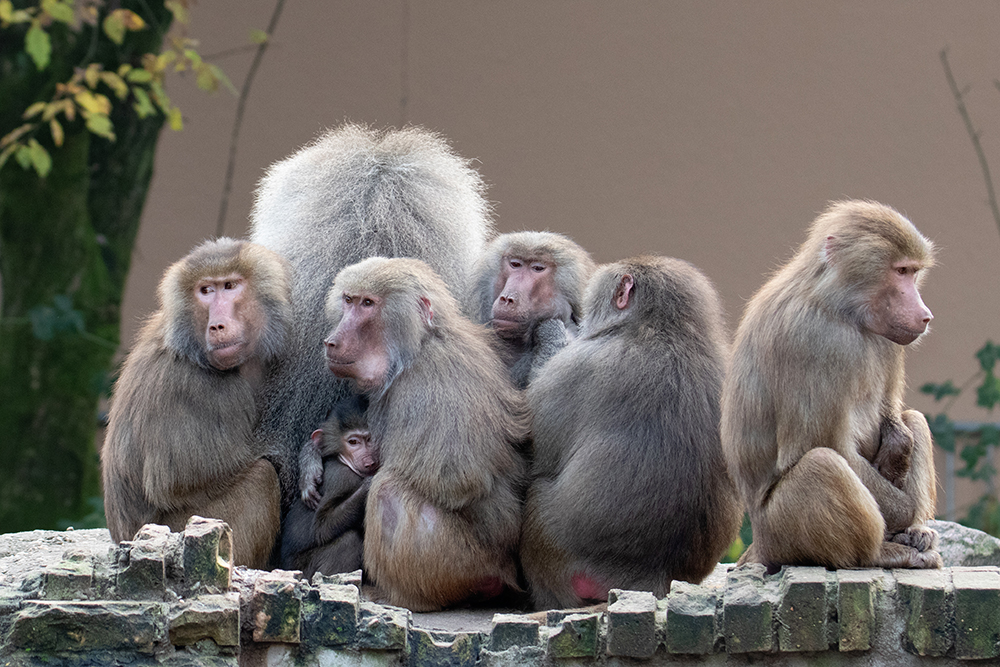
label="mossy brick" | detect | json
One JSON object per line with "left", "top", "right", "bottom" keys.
{"left": 117, "top": 524, "right": 172, "bottom": 598}
{"left": 606, "top": 589, "right": 657, "bottom": 657}
{"left": 777, "top": 566, "right": 828, "bottom": 652}
{"left": 894, "top": 568, "right": 953, "bottom": 657}
{"left": 407, "top": 628, "right": 481, "bottom": 667}
{"left": 9, "top": 600, "right": 167, "bottom": 653}
{"left": 952, "top": 567, "right": 1000, "bottom": 659}
{"left": 490, "top": 612, "right": 539, "bottom": 651}
{"left": 666, "top": 579, "right": 719, "bottom": 654}
{"left": 41, "top": 550, "right": 93, "bottom": 600}
{"left": 545, "top": 612, "right": 600, "bottom": 658}
{"left": 251, "top": 570, "right": 305, "bottom": 643}
{"left": 312, "top": 569, "right": 363, "bottom": 588}
{"left": 837, "top": 569, "right": 879, "bottom": 651}
{"left": 357, "top": 601, "right": 410, "bottom": 650}
{"left": 182, "top": 517, "right": 233, "bottom": 594}
{"left": 306, "top": 583, "right": 360, "bottom": 646}
{"left": 724, "top": 565, "right": 775, "bottom": 654}
{"left": 168, "top": 592, "right": 240, "bottom": 647}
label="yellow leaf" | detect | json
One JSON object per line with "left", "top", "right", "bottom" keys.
{"left": 22, "top": 101, "right": 45, "bottom": 119}
{"left": 100, "top": 71, "right": 129, "bottom": 100}
{"left": 84, "top": 63, "right": 101, "bottom": 89}
{"left": 117, "top": 63, "right": 132, "bottom": 77}
{"left": 249, "top": 29, "right": 268, "bottom": 45}
{"left": 41, "top": 101, "right": 61, "bottom": 121}
{"left": 0, "top": 1, "right": 13, "bottom": 23}
{"left": 168, "top": 106, "right": 183, "bottom": 131}
{"left": 125, "top": 68, "right": 152, "bottom": 84}
{"left": 0, "top": 143, "right": 18, "bottom": 171}
{"left": 196, "top": 65, "right": 216, "bottom": 92}
{"left": 49, "top": 118, "right": 63, "bottom": 147}
{"left": 116, "top": 9, "right": 145, "bottom": 30}
{"left": 1, "top": 123, "right": 32, "bottom": 149}
{"left": 164, "top": 0, "right": 189, "bottom": 25}
{"left": 62, "top": 99, "right": 75, "bottom": 122}
{"left": 74, "top": 90, "right": 111, "bottom": 115}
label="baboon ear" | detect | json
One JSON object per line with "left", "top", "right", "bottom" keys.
{"left": 310, "top": 429, "right": 324, "bottom": 446}
{"left": 615, "top": 274, "right": 634, "bottom": 310}
{"left": 822, "top": 235, "right": 837, "bottom": 265}
{"left": 419, "top": 296, "right": 434, "bottom": 327}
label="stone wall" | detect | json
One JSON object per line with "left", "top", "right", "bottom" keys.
{"left": 2, "top": 518, "right": 1000, "bottom": 666}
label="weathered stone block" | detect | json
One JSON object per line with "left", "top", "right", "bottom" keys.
{"left": 315, "top": 646, "right": 403, "bottom": 666}
{"left": 313, "top": 569, "right": 363, "bottom": 588}
{"left": 357, "top": 601, "right": 409, "bottom": 651}
{"left": 895, "top": 568, "right": 953, "bottom": 657}
{"left": 490, "top": 612, "right": 539, "bottom": 651}
{"left": 666, "top": 579, "right": 718, "bottom": 654}
{"left": 9, "top": 600, "right": 166, "bottom": 653}
{"left": 930, "top": 520, "right": 1000, "bottom": 567}
{"left": 724, "top": 564, "right": 775, "bottom": 654}
{"left": 306, "top": 583, "right": 360, "bottom": 646}
{"left": 41, "top": 550, "right": 93, "bottom": 600}
{"left": 169, "top": 592, "right": 240, "bottom": 646}
{"left": 117, "top": 524, "right": 172, "bottom": 598}
{"left": 407, "top": 628, "right": 481, "bottom": 667}
{"left": 251, "top": 570, "right": 305, "bottom": 643}
{"left": 952, "top": 567, "right": 1000, "bottom": 660}
{"left": 837, "top": 569, "right": 879, "bottom": 652}
{"left": 182, "top": 516, "right": 232, "bottom": 594}
{"left": 606, "top": 589, "right": 657, "bottom": 657}
{"left": 546, "top": 612, "right": 599, "bottom": 658}
{"left": 777, "top": 566, "right": 828, "bottom": 652}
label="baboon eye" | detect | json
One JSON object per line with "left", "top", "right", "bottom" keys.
{"left": 344, "top": 295, "right": 353, "bottom": 304}
{"left": 199, "top": 285, "right": 212, "bottom": 295}
{"left": 532, "top": 263, "right": 547, "bottom": 272}
{"left": 896, "top": 267, "right": 908, "bottom": 276}
{"left": 509, "top": 259, "right": 522, "bottom": 268}
{"left": 362, "top": 298, "right": 374, "bottom": 307}
{"left": 224, "top": 281, "right": 235, "bottom": 290}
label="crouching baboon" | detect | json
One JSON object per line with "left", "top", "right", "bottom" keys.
{"left": 722, "top": 200, "right": 940, "bottom": 571}
{"left": 281, "top": 395, "right": 377, "bottom": 577}
{"left": 468, "top": 231, "right": 597, "bottom": 388}
{"left": 249, "top": 124, "right": 494, "bottom": 508}
{"left": 521, "top": 256, "right": 741, "bottom": 609}
{"left": 103, "top": 238, "right": 290, "bottom": 568}
{"left": 324, "top": 257, "right": 528, "bottom": 611}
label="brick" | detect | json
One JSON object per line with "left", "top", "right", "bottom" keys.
{"left": 357, "top": 601, "right": 410, "bottom": 651}
{"left": 545, "top": 612, "right": 599, "bottom": 658}
{"left": 117, "top": 524, "right": 172, "bottom": 598}
{"left": 9, "top": 600, "right": 166, "bottom": 653}
{"left": 490, "top": 613, "right": 539, "bottom": 651}
{"left": 666, "top": 580, "right": 719, "bottom": 654}
{"left": 837, "top": 569, "right": 879, "bottom": 652}
{"left": 305, "top": 583, "right": 360, "bottom": 646}
{"left": 41, "top": 550, "right": 93, "bottom": 600}
{"left": 724, "top": 564, "right": 775, "bottom": 654}
{"left": 894, "top": 568, "right": 953, "bottom": 657}
{"left": 777, "top": 566, "right": 828, "bottom": 652}
{"left": 953, "top": 567, "right": 1000, "bottom": 660}
{"left": 606, "top": 589, "right": 657, "bottom": 657}
{"left": 251, "top": 570, "right": 305, "bottom": 643}
{"left": 169, "top": 592, "right": 240, "bottom": 646}
{"left": 407, "top": 628, "right": 481, "bottom": 667}
{"left": 182, "top": 516, "right": 233, "bottom": 594}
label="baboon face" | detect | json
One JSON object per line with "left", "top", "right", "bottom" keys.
{"left": 490, "top": 253, "right": 572, "bottom": 338}
{"left": 323, "top": 290, "right": 390, "bottom": 392}
{"left": 866, "top": 258, "right": 933, "bottom": 345}
{"left": 193, "top": 273, "right": 263, "bottom": 370}
{"left": 340, "top": 428, "right": 377, "bottom": 475}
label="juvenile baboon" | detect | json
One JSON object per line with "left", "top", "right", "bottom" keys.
{"left": 249, "top": 124, "right": 494, "bottom": 507}
{"left": 721, "top": 200, "right": 940, "bottom": 571}
{"left": 521, "top": 256, "right": 741, "bottom": 609}
{"left": 103, "top": 238, "right": 290, "bottom": 568}
{"left": 324, "top": 256, "right": 528, "bottom": 611}
{"left": 281, "top": 395, "right": 376, "bottom": 578}
{"left": 468, "top": 231, "right": 597, "bottom": 387}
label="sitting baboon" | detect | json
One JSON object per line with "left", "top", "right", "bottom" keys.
{"left": 521, "top": 256, "right": 741, "bottom": 609}
{"left": 722, "top": 199, "right": 941, "bottom": 571}
{"left": 468, "top": 231, "right": 596, "bottom": 387}
{"left": 324, "top": 256, "right": 528, "bottom": 611}
{"left": 103, "top": 238, "right": 290, "bottom": 568}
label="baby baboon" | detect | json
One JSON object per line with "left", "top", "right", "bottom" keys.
{"left": 281, "top": 394, "right": 377, "bottom": 578}
{"left": 103, "top": 238, "right": 290, "bottom": 568}
{"left": 722, "top": 200, "right": 940, "bottom": 571}
{"left": 521, "top": 256, "right": 741, "bottom": 609}
{"left": 468, "top": 231, "right": 596, "bottom": 388}
{"left": 324, "top": 257, "right": 528, "bottom": 611}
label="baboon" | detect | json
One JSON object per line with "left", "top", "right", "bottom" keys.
{"left": 324, "top": 257, "right": 528, "bottom": 611}
{"left": 721, "top": 199, "right": 940, "bottom": 571}
{"left": 468, "top": 231, "right": 597, "bottom": 388}
{"left": 103, "top": 238, "right": 290, "bottom": 568}
{"left": 281, "top": 395, "right": 376, "bottom": 578}
{"left": 521, "top": 256, "right": 741, "bottom": 609}
{"left": 249, "top": 124, "right": 494, "bottom": 508}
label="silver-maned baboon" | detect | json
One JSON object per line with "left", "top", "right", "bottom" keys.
{"left": 468, "top": 231, "right": 596, "bottom": 388}
{"left": 722, "top": 199, "right": 940, "bottom": 571}
{"left": 249, "top": 124, "right": 494, "bottom": 507}
{"left": 521, "top": 256, "right": 741, "bottom": 609}
{"left": 324, "top": 257, "right": 528, "bottom": 611}
{"left": 281, "top": 394, "right": 376, "bottom": 578}
{"left": 103, "top": 238, "right": 290, "bottom": 568}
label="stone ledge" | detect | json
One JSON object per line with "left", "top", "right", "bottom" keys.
{"left": 2, "top": 519, "right": 1000, "bottom": 665}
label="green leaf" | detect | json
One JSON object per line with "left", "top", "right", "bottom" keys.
{"left": 249, "top": 28, "right": 268, "bottom": 44}
{"left": 15, "top": 144, "right": 32, "bottom": 170}
{"left": 25, "top": 22, "right": 51, "bottom": 70}
{"left": 164, "top": 0, "right": 189, "bottom": 24}
{"left": 131, "top": 87, "right": 155, "bottom": 118}
{"left": 209, "top": 63, "right": 236, "bottom": 95}
{"left": 27, "top": 139, "right": 51, "bottom": 177}
{"left": 920, "top": 380, "right": 961, "bottom": 402}
{"left": 102, "top": 11, "right": 125, "bottom": 45}
{"left": 167, "top": 106, "right": 183, "bottom": 131}
{"left": 927, "top": 412, "right": 956, "bottom": 452}
{"left": 196, "top": 65, "right": 216, "bottom": 92}
{"left": 85, "top": 113, "right": 116, "bottom": 141}
{"left": 41, "top": 0, "right": 74, "bottom": 24}
{"left": 977, "top": 372, "right": 1000, "bottom": 411}
{"left": 0, "top": 143, "right": 18, "bottom": 171}
{"left": 978, "top": 341, "right": 1000, "bottom": 374}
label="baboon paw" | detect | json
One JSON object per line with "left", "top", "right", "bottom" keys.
{"left": 913, "top": 549, "right": 943, "bottom": 569}
{"left": 891, "top": 526, "right": 938, "bottom": 552}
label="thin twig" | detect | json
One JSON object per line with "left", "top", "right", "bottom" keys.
{"left": 941, "top": 48, "right": 1000, "bottom": 243}
{"left": 215, "top": 0, "right": 287, "bottom": 238}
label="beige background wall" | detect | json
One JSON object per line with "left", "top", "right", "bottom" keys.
{"left": 127, "top": 2, "right": 1000, "bottom": 512}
